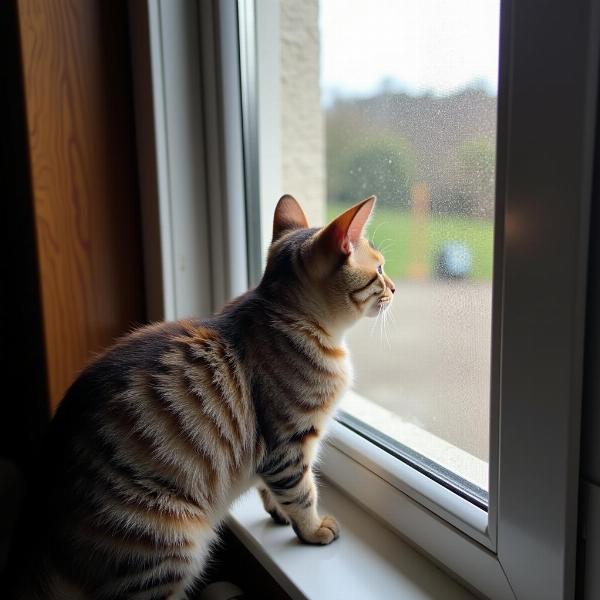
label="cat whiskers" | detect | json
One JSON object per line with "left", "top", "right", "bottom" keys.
{"left": 370, "top": 303, "right": 383, "bottom": 338}
{"left": 378, "top": 241, "right": 399, "bottom": 258}
{"left": 369, "top": 222, "right": 387, "bottom": 248}
{"left": 383, "top": 301, "right": 392, "bottom": 349}
{"left": 379, "top": 285, "right": 398, "bottom": 349}
{"left": 370, "top": 295, "right": 392, "bottom": 350}
{"left": 379, "top": 300, "right": 392, "bottom": 350}
{"left": 381, "top": 303, "right": 387, "bottom": 348}
{"left": 377, "top": 239, "right": 396, "bottom": 253}
{"left": 386, "top": 299, "right": 397, "bottom": 331}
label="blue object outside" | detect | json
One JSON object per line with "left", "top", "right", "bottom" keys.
{"left": 435, "top": 242, "right": 472, "bottom": 279}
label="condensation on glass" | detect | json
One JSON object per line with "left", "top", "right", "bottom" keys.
{"left": 257, "top": 0, "right": 501, "bottom": 494}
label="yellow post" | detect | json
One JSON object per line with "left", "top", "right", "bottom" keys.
{"left": 408, "top": 183, "right": 429, "bottom": 279}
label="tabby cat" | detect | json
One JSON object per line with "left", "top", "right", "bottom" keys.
{"left": 8, "top": 195, "right": 395, "bottom": 599}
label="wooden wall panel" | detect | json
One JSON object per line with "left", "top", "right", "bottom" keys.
{"left": 17, "top": 0, "right": 145, "bottom": 411}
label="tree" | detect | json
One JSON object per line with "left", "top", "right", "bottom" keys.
{"left": 326, "top": 110, "right": 415, "bottom": 210}
{"left": 443, "top": 137, "right": 495, "bottom": 218}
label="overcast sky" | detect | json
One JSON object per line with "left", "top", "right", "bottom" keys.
{"left": 320, "top": 0, "right": 501, "bottom": 101}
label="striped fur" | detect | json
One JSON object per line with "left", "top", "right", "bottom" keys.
{"left": 7, "top": 196, "right": 394, "bottom": 599}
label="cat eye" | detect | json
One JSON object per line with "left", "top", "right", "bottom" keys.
{"left": 377, "top": 265, "right": 383, "bottom": 274}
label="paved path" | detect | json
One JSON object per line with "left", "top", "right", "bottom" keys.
{"left": 346, "top": 280, "right": 492, "bottom": 461}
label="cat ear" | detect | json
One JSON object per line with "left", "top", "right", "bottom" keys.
{"left": 272, "top": 195, "right": 309, "bottom": 242}
{"left": 318, "top": 196, "right": 376, "bottom": 256}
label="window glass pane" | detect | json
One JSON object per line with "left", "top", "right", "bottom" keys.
{"left": 253, "top": 0, "right": 500, "bottom": 498}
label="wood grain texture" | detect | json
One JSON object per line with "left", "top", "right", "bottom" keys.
{"left": 17, "top": 0, "right": 145, "bottom": 412}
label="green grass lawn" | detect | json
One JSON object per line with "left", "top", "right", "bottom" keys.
{"left": 327, "top": 204, "right": 494, "bottom": 280}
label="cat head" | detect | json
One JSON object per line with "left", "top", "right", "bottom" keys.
{"left": 260, "top": 195, "right": 395, "bottom": 334}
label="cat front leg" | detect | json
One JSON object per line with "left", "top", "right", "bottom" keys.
{"left": 263, "top": 465, "right": 340, "bottom": 545}
{"left": 258, "top": 485, "right": 290, "bottom": 525}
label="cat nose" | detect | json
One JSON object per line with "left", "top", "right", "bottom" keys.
{"left": 390, "top": 284, "right": 396, "bottom": 294}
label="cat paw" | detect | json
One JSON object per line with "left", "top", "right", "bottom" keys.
{"left": 267, "top": 507, "right": 291, "bottom": 526}
{"left": 293, "top": 515, "right": 340, "bottom": 545}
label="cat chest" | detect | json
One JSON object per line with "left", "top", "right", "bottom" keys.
{"left": 288, "top": 359, "right": 350, "bottom": 407}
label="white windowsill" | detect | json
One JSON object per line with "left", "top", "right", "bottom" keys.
{"left": 227, "top": 483, "right": 476, "bottom": 600}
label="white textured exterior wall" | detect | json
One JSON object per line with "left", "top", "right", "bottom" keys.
{"left": 280, "top": 0, "right": 326, "bottom": 227}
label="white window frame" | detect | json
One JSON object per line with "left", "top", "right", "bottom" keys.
{"left": 129, "top": 1, "right": 600, "bottom": 598}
